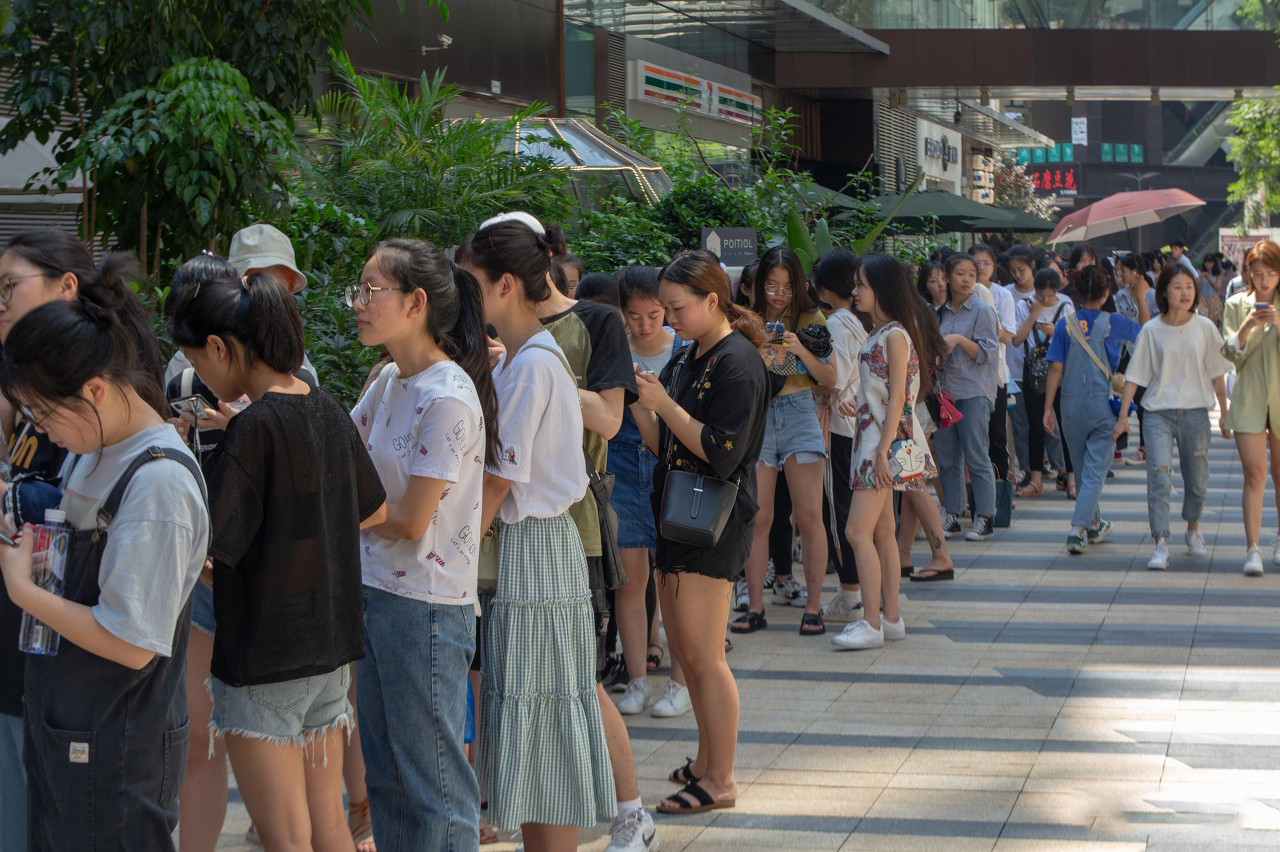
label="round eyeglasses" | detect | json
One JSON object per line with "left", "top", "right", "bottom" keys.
{"left": 0, "top": 273, "right": 46, "bottom": 305}
{"left": 344, "top": 280, "right": 396, "bottom": 307}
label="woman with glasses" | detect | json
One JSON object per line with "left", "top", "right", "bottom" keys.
{"left": 347, "top": 240, "right": 499, "bottom": 850}
{"left": 731, "top": 246, "right": 835, "bottom": 637}
{"left": 1011, "top": 269, "right": 1074, "bottom": 498}
{"left": 0, "top": 231, "right": 166, "bottom": 852}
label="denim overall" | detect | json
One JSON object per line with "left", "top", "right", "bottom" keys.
{"left": 1060, "top": 312, "right": 1117, "bottom": 531}
{"left": 24, "top": 448, "right": 205, "bottom": 852}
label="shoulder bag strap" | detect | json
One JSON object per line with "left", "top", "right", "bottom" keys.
{"left": 1063, "top": 312, "right": 1113, "bottom": 384}
{"left": 96, "top": 447, "right": 209, "bottom": 547}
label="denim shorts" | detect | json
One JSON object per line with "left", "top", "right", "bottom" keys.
{"left": 758, "top": 389, "right": 827, "bottom": 470}
{"left": 210, "top": 666, "right": 352, "bottom": 750}
{"left": 191, "top": 582, "right": 215, "bottom": 636}
{"left": 606, "top": 441, "right": 658, "bottom": 549}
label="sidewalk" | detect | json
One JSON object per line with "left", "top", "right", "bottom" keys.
{"left": 218, "top": 430, "right": 1280, "bottom": 850}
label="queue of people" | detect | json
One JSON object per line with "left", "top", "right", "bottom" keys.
{"left": 0, "top": 220, "right": 1273, "bottom": 852}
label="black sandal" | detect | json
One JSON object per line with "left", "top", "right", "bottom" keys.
{"left": 901, "top": 563, "right": 914, "bottom": 578}
{"left": 799, "top": 612, "right": 825, "bottom": 636}
{"left": 729, "top": 611, "right": 767, "bottom": 634}
{"left": 646, "top": 644, "right": 664, "bottom": 672}
{"left": 669, "top": 757, "right": 700, "bottom": 785}
{"left": 657, "top": 781, "right": 736, "bottom": 815}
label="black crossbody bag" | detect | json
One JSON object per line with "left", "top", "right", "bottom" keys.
{"left": 657, "top": 345, "right": 739, "bottom": 548}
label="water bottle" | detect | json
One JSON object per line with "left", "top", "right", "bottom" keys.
{"left": 18, "top": 510, "right": 70, "bottom": 655}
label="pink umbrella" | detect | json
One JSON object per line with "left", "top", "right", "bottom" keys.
{"left": 1048, "top": 188, "right": 1206, "bottom": 245}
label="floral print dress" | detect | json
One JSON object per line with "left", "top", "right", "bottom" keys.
{"left": 851, "top": 322, "right": 937, "bottom": 491}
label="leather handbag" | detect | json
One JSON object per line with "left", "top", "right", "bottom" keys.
{"left": 583, "top": 448, "right": 627, "bottom": 590}
{"left": 477, "top": 525, "right": 500, "bottom": 592}
{"left": 657, "top": 345, "right": 740, "bottom": 547}
{"left": 925, "top": 387, "right": 964, "bottom": 430}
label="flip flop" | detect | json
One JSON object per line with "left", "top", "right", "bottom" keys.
{"left": 900, "top": 563, "right": 915, "bottom": 578}
{"left": 657, "top": 781, "right": 736, "bottom": 815}
{"left": 669, "top": 757, "right": 701, "bottom": 785}
{"left": 909, "top": 568, "right": 954, "bottom": 582}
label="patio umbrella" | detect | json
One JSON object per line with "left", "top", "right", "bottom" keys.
{"left": 965, "top": 208, "right": 1057, "bottom": 232}
{"left": 1047, "top": 188, "right": 1205, "bottom": 245}
{"left": 872, "top": 189, "right": 1018, "bottom": 233}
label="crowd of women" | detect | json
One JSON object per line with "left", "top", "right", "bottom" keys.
{"left": 0, "top": 216, "right": 1273, "bottom": 852}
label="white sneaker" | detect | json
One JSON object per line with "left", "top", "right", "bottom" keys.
{"left": 1244, "top": 546, "right": 1265, "bottom": 577}
{"left": 732, "top": 579, "right": 749, "bottom": 612}
{"left": 606, "top": 807, "right": 658, "bottom": 852}
{"left": 771, "top": 575, "right": 808, "bottom": 607}
{"left": 650, "top": 680, "right": 692, "bottom": 718}
{"left": 616, "top": 678, "right": 652, "bottom": 715}
{"left": 1147, "top": 538, "right": 1170, "bottom": 571}
{"left": 1272, "top": 537, "right": 1280, "bottom": 565}
{"left": 832, "top": 619, "right": 884, "bottom": 651}
{"left": 820, "top": 592, "right": 863, "bottom": 624}
{"left": 881, "top": 614, "right": 906, "bottom": 641}
{"left": 1185, "top": 530, "right": 1207, "bottom": 558}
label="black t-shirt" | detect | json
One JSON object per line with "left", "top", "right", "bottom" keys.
{"left": 0, "top": 415, "right": 67, "bottom": 716}
{"left": 205, "top": 389, "right": 385, "bottom": 686}
{"left": 652, "top": 331, "right": 770, "bottom": 573}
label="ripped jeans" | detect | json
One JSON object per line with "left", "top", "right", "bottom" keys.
{"left": 1143, "top": 407, "right": 1211, "bottom": 541}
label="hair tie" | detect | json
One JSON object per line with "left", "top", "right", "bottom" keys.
{"left": 201, "top": 249, "right": 215, "bottom": 257}
{"left": 240, "top": 275, "right": 251, "bottom": 292}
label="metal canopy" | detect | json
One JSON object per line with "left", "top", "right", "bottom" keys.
{"left": 900, "top": 97, "right": 1054, "bottom": 149}
{"left": 568, "top": 1, "right": 889, "bottom": 54}
{"left": 505, "top": 118, "right": 673, "bottom": 204}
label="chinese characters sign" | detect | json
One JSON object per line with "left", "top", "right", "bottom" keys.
{"left": 1030, "top": 167, "right": 1078, "bottom": 196}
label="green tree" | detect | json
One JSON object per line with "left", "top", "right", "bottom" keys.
{"left": 1227, "top": 96, "right": 1280, "bottom": 227}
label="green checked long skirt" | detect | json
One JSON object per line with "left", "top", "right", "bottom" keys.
{"left": 478, "top": 513, "right": 616, "bottom": 831}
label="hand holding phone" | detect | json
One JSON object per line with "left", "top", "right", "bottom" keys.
{"left": 170, "top": 395, "right": 214, "bottom": 421}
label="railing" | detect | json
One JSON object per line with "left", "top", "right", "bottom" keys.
{"left": 1166, "top": 101, "right": 1232, "bottom": 166}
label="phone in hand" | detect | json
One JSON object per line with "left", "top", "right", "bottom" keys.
{"left": 170, "top": 395, "right": 214, "bottom": 421}
{"left": 766, "top": 321, "right": 786, "bottom": 345}
{"left": 0, "top": 529, "right": 18, "bottom": 548}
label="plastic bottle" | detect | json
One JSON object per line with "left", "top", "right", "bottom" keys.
{"left": 18, "top": 509, "right": 69, "bottom": 655}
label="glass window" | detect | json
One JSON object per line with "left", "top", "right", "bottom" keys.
{"left": 1101, "top": 143, "right": 1114, "bottom": 162}
{"left": 1130, "top": 144, "right": 1144, "bottom": 163}
{"left": 564, "top": 20, "right": 595, "bottom": 116}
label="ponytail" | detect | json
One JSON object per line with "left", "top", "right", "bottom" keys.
{"left": 165, "top": 254, "right": 304, "bottom": 374}
{"left": 445, "top": 264, "right": 501, "bottom": 468}
{"left": 724, "top": 301, "right": 766, "bottom": 348}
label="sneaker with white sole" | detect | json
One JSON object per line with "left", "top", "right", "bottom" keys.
{"left": 832, "top": 619, "right": 884, "bottom": 650}
{"left": 606, "top": 807, "right": 658, "bottom": 852}
{"left": 650, "top": 680, "right": 692, "bottom": 718}
{"left": 732, "top": 579, "right": 749, "bottom": 612}
{"left": 1272, "top": 537, "right": 1280, "bottom": 565}
{"left": 1147, "top": 537, "right": 1169, "bottom": 570}
{"left": 616, "top": 678, "right": 652, "bottom": 715}
{"left": 820, "top": 593, "right": 863, "bottom": 624}
{"left": 965, "top": 515, "right": 994, "bottom": 541}
{"left": 1185, "top": 530, "right": 1207, "bottom": 557}
{"left": 1124, "top": 448, "right": 1147, "bottom": 465}
{"left": 1087, "top": 519, "right": 1113, "bottom": 544}
{"left": 942, "top": 513, "right": 962, "bottom": 538}
{"left": 1066, "top": 529, "right": 1087, "bottom": 555}
{"left": 1244, "top": 546, "right": 1265, "bottom": 577}
{"left": 881, "top": 615, "right": 906, "bottom": 641}
{"left": 771, "top": 575, "right": 808, "bottom": 607}
{"left": 764, "top": 560, "right": 776, "bottom": 588}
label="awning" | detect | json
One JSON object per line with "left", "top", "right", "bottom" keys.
{"left": 567, "top": 0, "right": 889, "bottom": 55}
{"left": 898, "top": 97, "right": 1054, "bottom": 149}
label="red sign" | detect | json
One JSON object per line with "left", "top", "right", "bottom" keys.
{"left": 1030, "top": 167, "right": 1078, "bottom": 196}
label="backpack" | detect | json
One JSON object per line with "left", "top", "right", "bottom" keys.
{"left": 1022, "top": 303, "right": 1066, "bottom": 394}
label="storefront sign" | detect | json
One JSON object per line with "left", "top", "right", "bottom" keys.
{"left": 712, "top": 83, "right": 763, "bottom": 127}
{"left": 1030, "top": 167, "right": 1078, "bottom": 196}
{"left": 631, "top": 62, "right": 760, "bottom": 127}
{"left": 702, "top": 228, "right": 758, "bottom": 266}
{"left": 917, "top": 119, "right": 962, "bottom": 187}
{"left": 1071, "top": 117, "right": 1088, "bottom": 146}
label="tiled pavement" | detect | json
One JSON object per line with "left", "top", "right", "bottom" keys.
{"left": 216, "top": 427, "right": 1280, "bottom": 850}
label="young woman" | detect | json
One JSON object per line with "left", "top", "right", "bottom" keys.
{"left": 833, "top": 254, "right": 937, "bottom": 649}
{"left": 457, "top": 221, "right": 615, "bottom": 850}
{"left": 812, "top": 249, "right": 867, "bottom": 621}
{"left": 934, "top": 253, "right": 1000, "bottom": 540}
{"left": 347, "top": 239, "right": 500, "bottom": 850}
{"left": 166, "top": 255, "right": 387, "bottom": 852}
{"left": 732, "top": 247, "right": 835, "bottom": 636}
{"left": 1011, "top": 269, "right": 1074, "bottom": 498}
{"left": 0, "top": 296, "right": 208, "bottom": 851}
{"left": 610, "top": 266, "right": 682, "bottom": 711}
{"left": 917, "top": 261, "right": 948, "bottom": 309}
{"left": 0, "top": 231, "right": 168, "bottom": 851}
{"left": 631, "top": 249, "right": 769, "bottom": 815}
{"left": 1114, "top": 264, "right": 1230, "bottom": 570}
{"left": 1222, "top": 239, "right": 1280, "bottom": 576}
{"left": 970, "top": 245, "right": 1015, "bottom": 488}
{"left": 1042, "top": 266, "right": 1141, "bottom": 554}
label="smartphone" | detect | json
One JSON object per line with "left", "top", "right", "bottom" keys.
{"left": 0, "top": 529, "right": 17, "bottom": 548}
{"left": 170, "top": 394, "right": 214, "bottom": 420}
{"left": 767, "top": 321, "right": 785, "bottom": 345}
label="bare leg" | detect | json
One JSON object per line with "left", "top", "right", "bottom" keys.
{"left": 903, "top": 490, "right": 952, "bottom": 575}
{"left": 737, "top": 463, "right": 777, "bottom": 618}
{"left": 521, "top": 823, "right": 581, "bottom": 851}
{"left": 783, "top": 457, "right": 829, "bottom": 618}
{"left": 342, "top": 674, "right": 374, "bottom": 852}
{"left": 180, "top": 627, "right": 228, "bottom": 852}
{"left": 845, "top": 488, "right": 894, "bottom": 629}
{"left": 598, "top": 685, "right": 639, "bottom": 801}
{"left": 1237, "top": 432, "right": 1270, "bottom": 547}
{"left": 616, "top": 548, "right": 651, "bottom": 680}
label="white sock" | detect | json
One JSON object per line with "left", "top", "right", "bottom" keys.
{"left": 617, "top": 797, "right": 643, "bottom": 819}
{"left": 839, "top": 589, "right": 862, "bottom": 607}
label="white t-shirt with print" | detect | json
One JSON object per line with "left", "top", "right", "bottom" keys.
{"left": 352, "top": 361, "right": 485, "bottom": 605}
{"left": 490, "top": 331, "right": 588, "bottom": 524}
{"left": 1010, "top": 292, "right": 1073, "bottom": 380}
{"left": 1124, "top": 314, "right": 1231, "bottom": 411}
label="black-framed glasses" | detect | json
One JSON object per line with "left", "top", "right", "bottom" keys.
{"left": 0, "top": 273, "right": 46, "bottom": 305}
{"left": 345, "top": 280, "right": 396, "bottom": 307}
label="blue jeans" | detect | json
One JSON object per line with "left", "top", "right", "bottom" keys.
{"left": 934, "top": 395, "right": 996, "bottom": 517}
{"left": 1144, "top": 408, "right": 1211, "bottom": 541}
{"left": 359, "top": 587, "right": 478, "bottom": 852}
{"left": 1061, "top": 393, "right": 1116, "bottom": 530}
{"left": 0, "top": 712, "right": 25, "bottom": 852}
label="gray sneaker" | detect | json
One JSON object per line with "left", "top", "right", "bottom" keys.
{"left": 771, "top": 575, "right": 808, "bottom": 607}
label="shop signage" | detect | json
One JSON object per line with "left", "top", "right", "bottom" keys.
{"left": 632, "top": 62, "right": 762, "bottom": 127}
{"left": 917, "top": 119, "right": 962, "bottom": 186}
{"left": 1071, "top": 117, "right": 1088, "bottom": 146}
{"left": 1030, "top": 167, "right": 1078, "bottom": 196}
{"left": 702, "top": 228, "right": 758, "bottom": 266}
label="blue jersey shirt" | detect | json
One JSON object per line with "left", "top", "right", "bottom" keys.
{"left": 1046, "top": 308, "right": 1142, "bottom": 371}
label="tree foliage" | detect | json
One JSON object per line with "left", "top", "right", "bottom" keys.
{"left": 1227, "top": 95, "right": 1280, "bottom": 227}
{"left": 993, "top": 156, "right": 1059, "bottom": 220}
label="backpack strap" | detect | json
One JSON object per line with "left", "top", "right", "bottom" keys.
{"left": 96, "top": 447, "right": 209, "bottom": 548}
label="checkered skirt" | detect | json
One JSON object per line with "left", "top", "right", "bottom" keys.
{"left": 478, "top": 512, "right": 616, "bottom": 831}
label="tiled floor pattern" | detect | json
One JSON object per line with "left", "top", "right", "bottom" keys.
{"left": 216, "top": 430, "right": 1280, "bottom": 850}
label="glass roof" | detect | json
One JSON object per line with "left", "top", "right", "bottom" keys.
{"left": 506, "top": 118, "right": 674, "bottom": 202}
